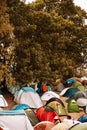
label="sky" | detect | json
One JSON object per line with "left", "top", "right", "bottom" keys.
{"left": 25, "top": 0, "right": 87, "bottom": 12}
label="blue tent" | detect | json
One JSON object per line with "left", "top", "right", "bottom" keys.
{"left": 78, "top": 114, "right": 87, "bottom": 123}
{"left": 11, "top": 104, "right": 30, "bottom": 110}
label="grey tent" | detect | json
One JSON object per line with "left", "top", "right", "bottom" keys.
{"left": 67, "top": 91, "right": 87, "bottom": 103}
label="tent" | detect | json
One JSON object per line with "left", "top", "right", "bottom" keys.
{"left": 41, "top": 91, "right": 60, "bottom": 101}
{"left": 51, "top": 122, "right": 72, "bottom": 130}
{"left": 71, "top": 81, "right": 85, "bottom": 91}
{"left": 11, "top": 104, "right": 30, "bottom": 110}
{"left": 0, "top": 110, "right": 33, "bottom": 130}
{"left": 67, "top": 91, "right": 87, "bottom": 103}
{"left": 34, "top": 121, "right": 54, "bottom": 130}
{"left": 25, "top": 108, "right": 40, "bottom": 126}
{"left": 60, "top": 87, "right": 79, "bottom": 97}
{"left": 11, "top": 104, "right": 39, "bottom": 126}
{"left": 78, "top": 114, "right": 87, "bottom": 123}
{"left": 59, "top": 87, "right": 70, "bottom": 96}
{"left": 7, "top": 84, "right": 19, "bottom": 95}
{"left": 36, "top": 106, "right": 61, "bottom": 123}
{"left": 14, "top": 87, "right": 43, "bottom": 108}
{"left": 56, "top": 83, "right": 65, "bottom": 92}
{"left": 0, "top": 95, "right": 8, "bottom": 107}
{"left": 68, "top": 99, "right": 80, "bottom": 113}
{"left": 46, "top": 98, "right": 67, "bottom": 116}
{"left": 69, "top": 122, "right": 87, "bottom": 130}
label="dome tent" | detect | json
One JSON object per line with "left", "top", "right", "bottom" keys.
{"left": 14, "top": 87, "right": 43, "bottom": 108}
{"left": 36, "top": 106, "right": 61, "bottom": 123}
{"left": 46, "top": 98, "right": 67, "bottom": 116}
{"left": 34, "top": 121, "right": 54, "bottom": 130}
{"left": 68, "top": 99, "right": 80, "bottom": 113}
{"left": 60, "top": 87, "right": 79, "bottom": 97}
{"left": 69, "top": 122, "right": 87, "bottom": 130}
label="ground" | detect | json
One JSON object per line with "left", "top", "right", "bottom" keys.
{"left": 3, "top": 91, "right": 85, "bottom": 121}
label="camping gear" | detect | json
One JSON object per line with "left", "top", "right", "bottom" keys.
{"left": 14, "top": 87, "right": 43, "bottom": 108}
{"left": 11, "top": 104, "right": 39, "bottom": 126}
{"left": 69, "top": 122, "right": 87, "bottom": 130}
{"left": 78, "top": 114, "right": 87, "bottom": 123}
{"left": 71, "top": 81, "right": 85, "bottom": 91}
{"left": 51, "top": 122, "right": 72, "bottom": 130}
{"left": 56, "top": 83, "right": 65, "bottom": 92}
{"left": 0, "top": 110, "right": 33, "bottom": 130}
{"left": 41, "top": 91, "right": 60, "bottom": 101}
{"left": 25, "top": 108, "right": 40, "bottom": 126}
{"left": 67, "top": 79, "right": 75, "bottom": 86}
{"left": 68, "top": 99, "right": 80, "bottom": 113}
{"left": 60, "top": 87, "right": 79, "bottom": 97}
{"left": 46, "top": 99, "right": 67, "bottom": 116}
{"left": 36, "top": 106, "right": 61, "bottom": 123}
{"left": 11, "top": 104, "right": 30, "bottom": 110}
{"left": 67, "top": 91, "right": 87, "bottom": 103}
{"left": 34, "top": 121, "right": 54, "bottom": 130}
{"left": 0, "top": 95, "right": 8, "bottom": 107}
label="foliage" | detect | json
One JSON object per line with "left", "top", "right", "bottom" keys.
{"left": 3, "top": 0, "right": 87, "bottom": 84}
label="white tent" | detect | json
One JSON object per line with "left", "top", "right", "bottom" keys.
{"left": 14, "top": 87, "right": 43, "bottom": 108}
{"left": 0, "top": 95, "right": 8, "bottom": 107}
{"left": 0, "top": 110, "right": 34, "bottom": 130}
{"left": 41, "top": 91, "right": 60, "bottom": 101}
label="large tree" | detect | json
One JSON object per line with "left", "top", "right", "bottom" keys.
{"left": 7, "top": 0, "right": 87, "bottom": 83}
{"left": 0, "top": 0, "right": 17, "bottom": 88}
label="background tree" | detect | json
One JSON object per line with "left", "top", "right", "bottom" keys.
{"left": 7, "top": 0, "right": 87, "bottom": 83}
{"left": 0, "top": 0, "right": 17, "bottom": 88}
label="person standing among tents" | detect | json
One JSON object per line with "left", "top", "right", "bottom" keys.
{"left": 36, "top": 80, "right": 42, "bottom": 96}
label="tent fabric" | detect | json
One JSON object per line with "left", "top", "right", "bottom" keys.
{"left": 71, "top": 81, "right": 82, "bottom": 87}
{"left": 68, "top": 99, "right": 80, "bottom": 113}
{"left": 0, "top": 95, "right": 8, "bottom": 107}
{"left": 45, "top": 97, "right": 66, "bottom": 116}
{"left": 67, "top": 91, "right": 87, "bottom": 103}
{"left": 11, "top": 104, "right": 30, "bottom": 110}
{"left": 71, "top": 81, "right": 85, "bottom": 91}
{"left": 45, "top": 97, "right": 65, "bottom": 107}
{"left": 59, "top": 88, "right": 70, "bottom": 96}
{"left": 14, "top": 87, "right": 43, "bottom": 108}
{"left": 51, "top": 122, "right": 72, "bottom": 130}
{"left": 41, "top": 91, "right": 60, "bottom": 101}
{"left": 67, "top": 79, "right": 75, "bottom": 85}
{"left": 78, "top": 114, "right": 87, "bottom": 123}
{"left": 69, "top": 122, "right": 87, "bottom": 130}
{"left": 46, "top": 100, "right": 67, "bottom": 116}
{"left": 36, "top": 106, "right": 61, "bottom": 123}
{"left": 34, "top": 121, "right": 54, "bottom": 130}
{"left": 60, "top": 87, "right": 79, "bottom": 97}
{"left": 0, "top": 110, "right": 33, "bottom": 130}
{"left": 76, "top": 98, "right": 87, "bottom": 107}
{"left": 25, "top": 108, "right": 40, "bottom": 126}
{"left": 56, "top": 83, "right": 65, "bottom": 92}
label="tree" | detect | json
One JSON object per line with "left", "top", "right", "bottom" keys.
{"left": 0, "top": 0, "right": 16, "bottom": 88}
{"left": 7, "top": 0, "right": 87, "bottom": 83}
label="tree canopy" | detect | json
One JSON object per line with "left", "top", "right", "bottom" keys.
{"left": 0, "top": 0, "right": 87, "bottom": 85}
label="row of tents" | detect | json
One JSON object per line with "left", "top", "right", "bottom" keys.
{"left": 0, "top": 77, "right": 87, "bottom": 129}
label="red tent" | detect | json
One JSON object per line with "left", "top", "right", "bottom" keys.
{"left": 36, "top": 106, "right": 61, "bottom": 123}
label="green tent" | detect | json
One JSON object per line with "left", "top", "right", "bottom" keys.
{"left": 68, "top": 99, "right": 80, "bottom": 113}
{"left": 47, "top": 101, "right": 67, "bottom": 116}
{"left": 69, "top": 122, "right": 87, "bottom": 130}
{"left": 71, "top": 81, "right": 85, "bottom": 91}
